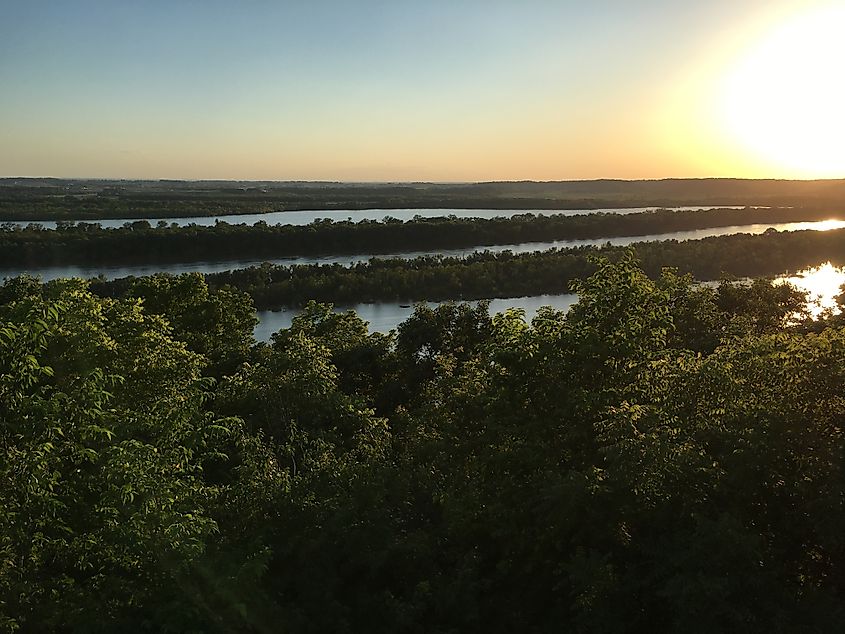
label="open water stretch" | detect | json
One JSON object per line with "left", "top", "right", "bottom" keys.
{"left": 3, "top": 206, "right": 748, "bottom": 229}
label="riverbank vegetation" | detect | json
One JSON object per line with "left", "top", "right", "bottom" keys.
{"left": 3, "top": 253, "right": 844, "bottom": 632}
{"left": 79, "top": 226, "right": 845, "bottom": 309}
{"left": 1, "top": 206, "right": 843, "bottom": 268}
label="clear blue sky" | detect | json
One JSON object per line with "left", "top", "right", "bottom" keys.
{"left": 1, "top": 0, "right": 841, "bottom": 180}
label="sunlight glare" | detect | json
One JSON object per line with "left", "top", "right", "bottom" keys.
{"left": 779, "top": 219, "right": 845, "bottom": 232}
{"left": 720, "top": 4, "right": 845, "bottom": 178}
{"left": 776, "top": 261, "right": 845, "bottom": 317}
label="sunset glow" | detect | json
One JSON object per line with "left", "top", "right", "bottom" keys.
{"left": 719, "top": 4, "right": 845, "bottom": 178}
{"left": 1, "top": 1, "right": 843, "bottom": 180}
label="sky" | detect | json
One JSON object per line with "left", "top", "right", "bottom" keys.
{"left": 1, "top": 0, "right": 843, "bottom": 181}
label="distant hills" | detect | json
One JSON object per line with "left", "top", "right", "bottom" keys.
{"left": 2, "top": 177, "right": 845, "bottom": 220}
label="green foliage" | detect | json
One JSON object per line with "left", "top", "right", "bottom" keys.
{"left": 2, "top": 252, "right": 845, "bottom": 632}
{"left": 715, "top": 277, "right": 810, "bottom": 334}
{"left": 275, "top": 301, "right": 395, "bottom": 404}
{"left": 0, "top": 279, "right": 279, "bottom": 632}
{"left": 126, "top": 273, "right": 257, "bottom": 377}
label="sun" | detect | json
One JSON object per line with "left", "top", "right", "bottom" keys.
{"left": 719, "top": 4, "right": 845, "bottom": 178}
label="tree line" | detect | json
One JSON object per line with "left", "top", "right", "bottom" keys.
{"left": 3, "top": 177, "right": 845, "bottom": 220}
{"left": 1, "top": 206, "right": 841, "bottom": 267}
{"left": 82, "top": 226, "right": 845, "bottom": 310}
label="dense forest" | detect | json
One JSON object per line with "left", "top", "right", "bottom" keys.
{"left": 3, "top": 178, "right": 845, "bottom": 220}
{"left": 1, "top": 206, "right": 843, "bottom": 268}
{"left": 3, "top": 253, "right": 843, "bottom": 632}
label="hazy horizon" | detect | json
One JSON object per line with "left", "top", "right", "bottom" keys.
{"left": 4, "top": 176, "right": 845, "bottom": 185}
{"left": 2, "top": 1, "right": 843, "bottom": 181}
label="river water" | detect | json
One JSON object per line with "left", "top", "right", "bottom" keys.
{"left": 2, "top": 207, "right": 838, "bottom": 341}
{"left": 254, "top": 294, "right": 580, "bottom": 340}
{"left": 254, "top": 262, "right": 845, "bottom": 340}
{"left": 4, "top": 205, "right": 746, "bottom": 230}
{"left": 3, "top": 219, "right": 841, "bottom": 282}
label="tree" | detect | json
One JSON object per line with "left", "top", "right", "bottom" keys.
{"left": 0, "top": 278, "right": 280, "bottom": 632}
{"left": 126, "top": 273, "right": 258, "bottom": 377}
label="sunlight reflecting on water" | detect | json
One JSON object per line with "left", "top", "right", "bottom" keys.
{"left": 782, "top": 219, "right": 845, "bottom": 232}
{"left": 776, "top": 262, "right": 845, "bottom": 317}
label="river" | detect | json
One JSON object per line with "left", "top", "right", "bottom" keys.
{"left": 2, "top": 219, "right": 841, "bottom": 282}
{"left": 254, "top": 294, "right": 580, "bottom": 340}
{"left": 253, "top": 262, "right": 845, "bottom": 340}
{"left": 4, "top": 205, "right": 747, "bottom": 230}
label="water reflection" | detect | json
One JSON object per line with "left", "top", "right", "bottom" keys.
{"left": 776, "top": 262, "right": 845, "bottom": 317}
{"left": 792, "top": 219, "right": 845, "bottom": 232}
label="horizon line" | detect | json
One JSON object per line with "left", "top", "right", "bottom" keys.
{"left": 3, "top": 176, "right": 845, "bottom": 185}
